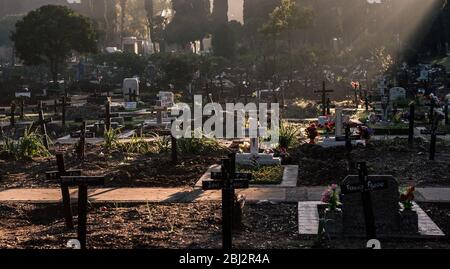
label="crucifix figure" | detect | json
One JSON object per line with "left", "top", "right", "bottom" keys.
{"left": 314, "top": 81, "right": 334, "bottom": 116}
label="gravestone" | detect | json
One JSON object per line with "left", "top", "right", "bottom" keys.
{"left": 340, "top": 175, "right": 402, "bottom": 236}
{"left": 156, "top": 91, "right": 175, "bottom": 108}
{"left": 389, "top": 87, "right": 406, "bottom": 102}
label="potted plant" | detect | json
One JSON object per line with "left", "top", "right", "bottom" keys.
{"left": 305, "top": 123, "right": 318, "bottom": 144}
{"left": 321, "top": 184, "right": 343, "bottom": 235}
{"left": 399, "top": 186, "right": 419, "bottom": 233}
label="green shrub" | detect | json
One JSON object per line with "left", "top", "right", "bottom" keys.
{"left": 237, "top": 165, "right": 284, "bottom": 185}
{"left": 1, "top": 126, "right": 51, "bottom": 160}
{"left": 177, "top": 135, "right": 223, "bottom": 155}
{"left": 150, "top": 132, "right": 171, "bottom": 154}
{"left": 120, "top": 133, "right": 151, "bottom": 154}
{"left": 278, "top": 123, "right": 300, "bottom": 149}
{"left": 103, "top": 128, "right": 121, "bottom": 150}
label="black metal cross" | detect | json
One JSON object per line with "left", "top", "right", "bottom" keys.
{"left": 202, "top": 153, "right": 251, "bottom": 250}
{"left": 340, "top": 162, "right": 389, "bottom": 242}
{"left": 45, "top": 153, "right": 82, "bottom": 229}
{"left": 314, "top": 81, "right": 334, "bottom": 116}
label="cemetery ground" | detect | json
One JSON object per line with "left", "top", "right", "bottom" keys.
{"left": 1, "top": 138, "right": 449, "bottom": 189}
{"left": 0, "top": 202, "right": 449, "bottom": 249}
{"left": 0, "top": 143, "right": 227, "bottom": 188}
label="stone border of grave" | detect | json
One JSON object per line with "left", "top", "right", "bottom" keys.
{"left": 195, "top": 164, "right": 299, "bottom": 188}
{"left": 298, "top": 201, "right": 445, "bottom": 239}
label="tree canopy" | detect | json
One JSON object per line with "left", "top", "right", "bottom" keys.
{"left": 11, "top": 5, "right": 98, "bottom": 84}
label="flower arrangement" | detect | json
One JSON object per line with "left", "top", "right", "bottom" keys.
{"left": 324, "top": 121, "right": 335, "bottom": 133}
{"left": 357, "top": 125, "right": 374, "bottom": 141}
{"left": 400, "top": 186, "right": 415, "bottom": 210}
{"left": 321, "top": 184, "right": 340, "bottom": 211}
{"left": 305, "top": 123, "right": 318, "bottom": 144}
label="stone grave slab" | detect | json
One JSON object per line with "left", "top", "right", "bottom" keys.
{"left": 298, "top": 201, "right": 444, "bottom": 239}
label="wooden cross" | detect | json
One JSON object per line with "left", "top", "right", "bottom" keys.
{"left": 77, "top": 121, "right": 87, "bottom": 160}
{"left": 425, "top": 97, "right": 438, "bottom": 125}
{"left": 364, "top": 91, "right": 369, "bottom": 112}
{"left": 326, "top": 97, "right": 331, "bottom": 115}
{"left": 408, "top": 102, "right": 415, "bottom": 144}
{"left": 33, "top": 101, "right": 52, "bottom": 150}
{"left": 444, "top": 103, "right": 449, "bottom": 125}
{"left": 56, "top": 96, "right": 71, "bottom": 128}
{"left": 60, "top": 175, "right": 104, "bottom": 249}
{"left": 104, "top": 97, "right": 111, "bottom": 132}
{"left": 9, "top": 101, "right": 16, "bottom": 127}
{"left": 202, "top": 153, "right": 251, "bottom": 250}
{"left": 45, "top": 153, "right": 82, "bottom": 229}
{"left": 17, "top": 97, "right": 26, "bottom": 120}
{"left": 428, "top": 110, "right": 446, "bottom": 161}
{"left": 340, "top": 162, "right": 389, "bottom": 241}
{"left": 314, "top": 81, "right": 334, "bottom": 116}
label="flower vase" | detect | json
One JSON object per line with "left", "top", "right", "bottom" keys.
{"left": 323, "top": 208, "right": 343, "bottom": 236}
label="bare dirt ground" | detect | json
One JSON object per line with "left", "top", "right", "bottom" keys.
{"left": 292, "top": 138, "right": 450, "bottom": 187}
{"left": 0, "top": 202, "right": 448, "bottom": 249}
{"left": 0, "top": 144, "right": 225, "bottom": 188}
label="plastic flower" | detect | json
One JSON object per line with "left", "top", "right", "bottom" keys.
{"left": 400, "top": 186, "right": 415, "bottom": 210}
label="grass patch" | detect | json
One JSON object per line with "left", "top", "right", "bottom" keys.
{"left": 237, "top": 165, "right": 284, "bottom": 185}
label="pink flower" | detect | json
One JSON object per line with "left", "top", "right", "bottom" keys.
{"left": 321, "top": 190, "right": 331, "bottom": 203}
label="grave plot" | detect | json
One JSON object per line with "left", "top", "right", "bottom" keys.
{"left": 0, "top": 132, "right": 230, "bottom": 188}
{"left": 290, "top": 138, "right": 450, "bottom": 187}
{"left": 298, "top": 163, "right": 446, "bottom": 243}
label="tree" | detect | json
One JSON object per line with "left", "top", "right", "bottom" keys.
{"left": 11, "top": 5, "right": 98, "bottom": 87}
{"left": 260, "top": 0, "right": 313, "bottom": 81}
{"left": 212, "top": 0, "right": 228, "bottom": 27}
{"left": 164, "top": 0, "right": 210, "bottom": 51}
{"left": 212, "top": 23, "right": 236, "bottom": 59}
